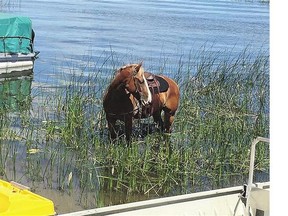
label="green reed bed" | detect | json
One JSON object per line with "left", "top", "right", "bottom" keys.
{"left": 172, "top": 52, "right": 269, "bottom": 186}
{"left": 0, "top": 49, "right": 269, "bottom": 210}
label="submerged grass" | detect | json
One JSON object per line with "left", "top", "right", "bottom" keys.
{"left": 0, "top": 48, "right": 269, "bottom": 210}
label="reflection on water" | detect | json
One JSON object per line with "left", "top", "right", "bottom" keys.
{"left": 0, "top": 69, "right": 33, "bottom": 112}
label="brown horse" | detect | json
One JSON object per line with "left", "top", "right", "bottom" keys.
{"left": 103, "top": 63, "right": 180, "bottom": 142}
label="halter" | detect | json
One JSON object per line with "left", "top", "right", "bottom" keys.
{"left": 124, "top": 67, "right": 144, "bottom": 96}
{"left": 126, "top": 68, "right": 145, "bottom": 116}
{"left": 107, "top": 66, "right": 144, "bottom": 117}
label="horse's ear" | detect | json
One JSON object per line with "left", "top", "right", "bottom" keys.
{"left": 134, "top": 62, "right": 143, "bottom": 74}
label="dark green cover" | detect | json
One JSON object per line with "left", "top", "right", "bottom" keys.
{"left": 0, "top": 13, "right": 33, "bottom": 54}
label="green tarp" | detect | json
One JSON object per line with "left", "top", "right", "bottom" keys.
{"left": 0, "top": 13, "right": 33, "bottom": 54}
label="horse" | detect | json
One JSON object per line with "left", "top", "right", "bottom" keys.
{"left": 103, "top": 63, "right": 180, "bottom": 142}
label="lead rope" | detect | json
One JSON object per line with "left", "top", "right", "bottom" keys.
{"left": 134, "top": 95, "right": 143, "bottom": 135}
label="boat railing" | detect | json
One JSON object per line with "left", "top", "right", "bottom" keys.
{"left": 0, "top": 35, "right": 34, "bottom": 53}
{"left": 244, "top": 136, "right": 270, "bottom": 216}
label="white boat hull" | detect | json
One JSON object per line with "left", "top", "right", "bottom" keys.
{"left": 59, "top": 182, "right": 269, "bottom": 216}
{"left": 0, "top": 53, "right": 38, "bottom": 74}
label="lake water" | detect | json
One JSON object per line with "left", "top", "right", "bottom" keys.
{"left": 1, "top": 0, "right": 269, "bottom": 85}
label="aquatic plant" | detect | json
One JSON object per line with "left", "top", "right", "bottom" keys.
{"left": 0, "top": 48, "right": 269, "bottom": 212}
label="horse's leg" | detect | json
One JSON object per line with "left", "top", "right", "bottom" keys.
{"left": 124, "top": 115, "right": 133, "bottom": 143}
{"left": 163, "top": 108, "right": 176, "bottom": 133}
{"left": 153, "top": 110, "right": 164, "bottom": 131}
{"left": 162, "top": 81, "right": 180, "bottom": 133}
{"left": 107, "top": 117, "right": 117, "bottom": 141}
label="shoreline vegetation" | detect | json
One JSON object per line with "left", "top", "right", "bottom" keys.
{"left": 0, "top": 48, "right": 269, "bottom": 213}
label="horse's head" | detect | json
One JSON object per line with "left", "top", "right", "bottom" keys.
{"left": 118, "top": 63, "right": 152, "bottom": 106}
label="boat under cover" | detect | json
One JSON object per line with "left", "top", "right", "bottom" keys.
{"left": 0, "top": 13, "right": 38, "bottom": 73}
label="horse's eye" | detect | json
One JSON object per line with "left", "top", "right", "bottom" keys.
{"left": 135, "top": 76, "right": 144, "bottom": 83}
{"left": 137, "top": 78, "right": 144, "bottom": 84}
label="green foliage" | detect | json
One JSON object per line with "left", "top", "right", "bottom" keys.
{"left": 0, "top": 49, "right": 269, "bottom": 209}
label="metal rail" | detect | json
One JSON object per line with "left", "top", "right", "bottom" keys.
{"left": 1, "top": 36, "right": 34, "bottom": 53}
{"left": 245, "top": 136, "right": 270, "bottom": 216}
{"left": 0, "top": 36, "right": 32, "bottom": 40}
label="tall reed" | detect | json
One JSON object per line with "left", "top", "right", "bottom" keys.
{"left": 0, "top": 48, "right": 269, "bottom": 210}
